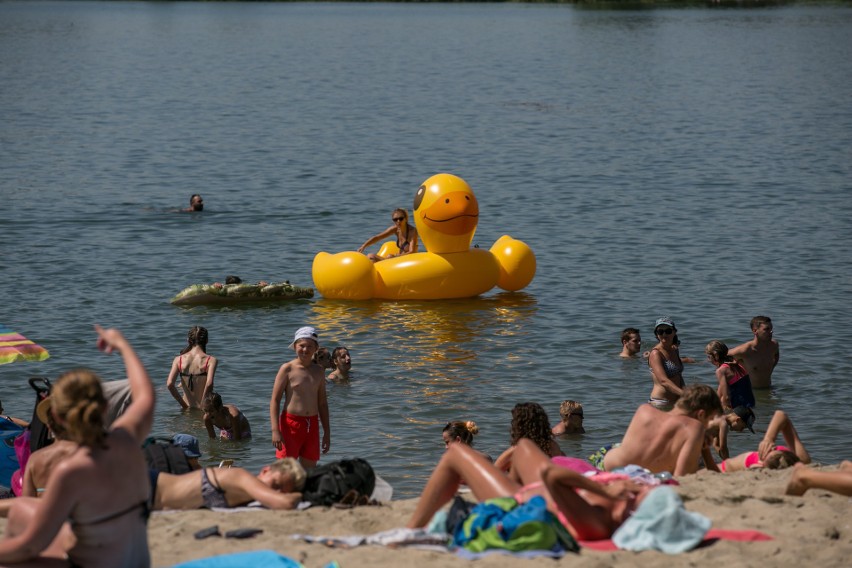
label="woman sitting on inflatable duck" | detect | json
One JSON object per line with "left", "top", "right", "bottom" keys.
{"left": 312, "top": 173, "right": 536, "bottom": 300}
{"left": 358, "top": 208, "right": 418, "bottom": 262}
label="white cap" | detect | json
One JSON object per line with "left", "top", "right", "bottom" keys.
{"left": 289, "top": 326, "right": 319, "bottom": 348}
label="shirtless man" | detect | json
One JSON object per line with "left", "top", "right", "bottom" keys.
{"left": 183, "top": 194, "right": 204, "bottom": 212}
{"left": 152, "top": 458, "right": 304, "bottom": 510}
{"left": 269, "top": 326, "right": 330, "bottom": 469}
{"left": 728, "top": 316, "right": 779, "bottom": 389}
{"left": 603, "top": 384, "right": 723, "bottom": 477}
{"left": 619, "top": 328, "right": 642, "bottom": 358}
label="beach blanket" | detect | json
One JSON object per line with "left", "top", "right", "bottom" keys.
{"left": 292, "top": 527, "right": 450, "bottom": 551}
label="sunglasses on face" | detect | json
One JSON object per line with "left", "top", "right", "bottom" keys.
{"left": 392, "top": 217, "right": 404, "bottom": 222}
{"left": 656, "top": 328, "right": 674, "bottom": 336}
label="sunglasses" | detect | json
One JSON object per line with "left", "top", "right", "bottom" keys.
{"left": 656, "top": 328, "right": 674, "bottom": 336}
{"left": 392, "top": 217, "right": 404, "bottom": 222}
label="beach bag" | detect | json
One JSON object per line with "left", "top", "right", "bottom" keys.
{"left": 143, "top": 437, "right": 193, "bottom": 475}
{"left": 452, "top": 495, "right": 579, "bottom": 554}
{"left": 301, "top": 458, "right": 376, "bottom": 506}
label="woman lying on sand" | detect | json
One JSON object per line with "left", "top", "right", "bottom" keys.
{"left": 151, "top": 458, "right": 304, "bottom": 510}
{"left": 712, "top": 410, "right": 810, "bottom": 473}
{"left": 407, "top": 439, "right": 651, "bottom": 541}
{"left": 0, "top": 326, "right": 154, "bottom": 568}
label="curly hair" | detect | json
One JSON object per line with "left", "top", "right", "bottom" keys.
{"left": 180, "top": 326, "right": 209, "bottom": 355}
{"left": 510, "top": 402, "right": 555, "bottom": 456}
{"left": 51, "top": 369, "right": 107, "bottom": 447}
{"left": 443, "top": 420, "right": 479, "bottom": 446}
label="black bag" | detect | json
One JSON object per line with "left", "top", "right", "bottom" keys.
{"left": 302, "top": 458, "right": 376, "bottom": 506}
{"left": 143, "top": 437, "right": 193, "bottom": 474}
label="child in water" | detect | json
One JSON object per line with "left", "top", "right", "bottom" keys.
{"left": 202, "top": 392, "right": 252, "bottom": 441}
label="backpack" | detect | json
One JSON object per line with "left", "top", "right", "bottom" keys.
{"left": 301, "top": 458, "right": 376, "bottom": 506}
{"left": 143, "top": 437, "right": 193, "bottom": 475}
{"left": 452, "top": 495, "right": 579, "bottom": 554}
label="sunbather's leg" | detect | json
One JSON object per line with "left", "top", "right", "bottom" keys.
{"left": 407, "top": 444, "right": 519, "bottom": 528}
{"left": 786, "top": 462, "right": 852, "bottom": 496}
{"left": 539, "top": 464, "right": 617, "bottom": 541}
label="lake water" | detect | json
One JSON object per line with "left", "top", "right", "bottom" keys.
{"left": 2, "top": 1, "right": 851, "bottom": 497}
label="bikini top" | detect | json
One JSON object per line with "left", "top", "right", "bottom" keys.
{"left": 179, "top": 355, "right": 210, "bottom": 391}
{"left": 396, "top": 226, "right": 414, "bottom": 253}
{"left": 649, "top": 349, "right": 684, "bottom": 378}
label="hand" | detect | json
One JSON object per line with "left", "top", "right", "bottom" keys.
{"left": 94, "top": 325, "right": 127, "bottom": 354}
{"left": 322, "top": 432, "right": 330, "bottom": 454}
{"left": 271, "top": 431, "right": 282, "bottom": 450}
{"left": 603, "top": 480, "right": 642, "bottom": 500}
{"left": 758, "top": 438, "right": 775, "bottom": 461}
{"left": 357, "top": 245, "right": 365, "bottom": 253}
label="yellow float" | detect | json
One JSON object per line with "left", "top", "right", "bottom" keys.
{"left": 312, "top": 173, "right": 536, "bottom": 300}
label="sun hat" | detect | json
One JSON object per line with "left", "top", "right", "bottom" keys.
{"left": 654, "top": 316, "right": 676, "bottom": 330}
{"left": 732, "top": 406, "right": 756, "bottom": 433}
{"left": 289, "top": 326, "right": 319, "bottom": 348}
{"left": 172, "top": 433, "right": 202, "bottom": 458}
{"left": 36, "top": 397, "right": 52, "bottom": 424}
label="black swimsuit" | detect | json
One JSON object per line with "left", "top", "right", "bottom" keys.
{"left": 396, "top": 226, "right": 414, "bottom": 253}
{"left": 179, "top": 355, "right": 210, "bottom": 391}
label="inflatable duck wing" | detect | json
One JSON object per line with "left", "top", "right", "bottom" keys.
{"left": 312, "top": 173, "right": 536, "bottom": 300}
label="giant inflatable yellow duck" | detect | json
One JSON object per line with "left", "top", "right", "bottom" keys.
{"left": 312, "top": 173, "right": 536, "bottom": 300}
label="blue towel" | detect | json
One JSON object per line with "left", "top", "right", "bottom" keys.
{"left": 172, "top": 550, "right": 304, "bottom": 568}
{"left": 612, "top": 486, "right": 711, "bottom": 554}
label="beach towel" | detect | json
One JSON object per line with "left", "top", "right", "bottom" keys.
{"left": 611, "top": 486, "right": 711, "bottom": 553}
{"left": 453, "top": 495, "right": 579, "bottom": 554}
{"left": 580, "top": 529, "right": 773, "bottom": 551}
{"left": 172, "top": 550, "right": 303, "bottom": 567}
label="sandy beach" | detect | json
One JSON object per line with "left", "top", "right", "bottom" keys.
{"left": 7, "top": 465, "right": 846, "bottom": 567}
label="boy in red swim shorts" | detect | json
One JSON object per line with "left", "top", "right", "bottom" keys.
{"left": 269, "top": 326, "right": 330, "bottom": 469}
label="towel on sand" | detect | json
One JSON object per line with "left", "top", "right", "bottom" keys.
{"left": 611, "top": 486, "right": 711, "bottom": 553}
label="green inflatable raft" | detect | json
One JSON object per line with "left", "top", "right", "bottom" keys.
{"left": 170, "top": 281, "right": 314, "bottom": 306}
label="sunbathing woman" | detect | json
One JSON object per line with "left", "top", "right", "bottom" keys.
{"left": 202, "top": 392, "right": 252, "bottom": 441}
{"left": 494, "top": 402, "right": 564, "bottom": 471}
{"left": 166, "top": 325, "right": 218, "bottom": 410}
{"left": 151, "top": 458, "right": 304, "bottom": 510}
{"left": 0, "top": 326, "right": 155, "bottom": 568}
{"left": 407, "top": 439, "right": 649, "bottom": 541}
{"left": 711, "top": 410, "right": 810, "bottom": 473}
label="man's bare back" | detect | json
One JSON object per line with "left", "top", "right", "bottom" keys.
{"left": 603, "top": 405, "right": 706, "bottom": 476}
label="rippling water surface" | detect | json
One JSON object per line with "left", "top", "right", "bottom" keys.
{"left": 2, "top": 1, "right": 851, "bottom": 496}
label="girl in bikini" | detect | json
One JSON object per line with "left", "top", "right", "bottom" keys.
{"left": 0, "top": 326, "right": 155, "bottom": 567}
{"left": 166, "top": 326, "right": 218, "bottom": 410}
{"left": 357, "top": 208, "right": 419, "bottom": 262}
{"left": 711, "top": 409, "right": 811, "bottom": 473}
{"left": 647, "top": 317, "right": 685, "bottom": 410}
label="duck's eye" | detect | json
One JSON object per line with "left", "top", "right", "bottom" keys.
{"left": 413, "top": 185, "right": 426, "bottom": 211}
{"left": 465, "top": 196, "right": 470, "bottom": 200}
{"left": 445, "top": 198, "right": 450, "bottom": 204}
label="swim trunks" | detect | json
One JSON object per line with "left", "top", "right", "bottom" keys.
{"left": 201, "top": 468, "right": 228, "bottom": 508}
{"left": 276, "top": 413, "right": 320, "bottom": 461}
{"left": 648, "top": 397, "right": 673, "bottom": 410}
